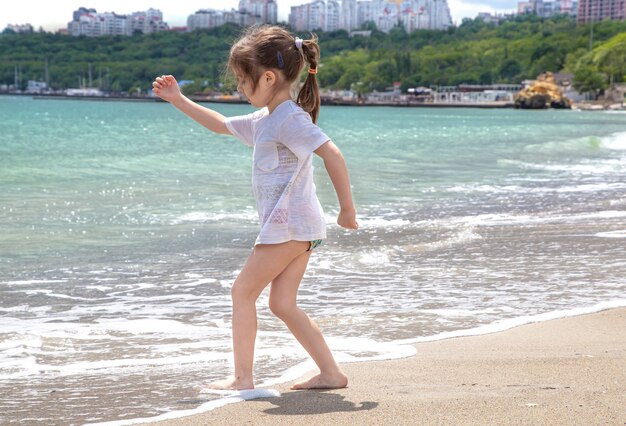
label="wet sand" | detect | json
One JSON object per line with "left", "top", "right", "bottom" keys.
{"left": 150, "top": 307, "right": 626, "bottom": 425}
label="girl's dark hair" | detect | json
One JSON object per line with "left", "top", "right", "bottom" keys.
{"left": 228, "top": 25, "right": 321, "bottom": 123}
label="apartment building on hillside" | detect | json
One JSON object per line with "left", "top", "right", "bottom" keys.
{"left": 290, "top": 0, "right": 452, "bottom": 32}
{"left": 68, "top": 7, "right": 168, "bottom": 36}
{"left": 188, "top": 0, "right": 278, "bottom": 30}
{"left": 577, "top": 0, "right": 625, "bottom": 23}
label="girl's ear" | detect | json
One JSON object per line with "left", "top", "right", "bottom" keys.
{"left": 264, "top": 70, "right": 276, "bottom": 87}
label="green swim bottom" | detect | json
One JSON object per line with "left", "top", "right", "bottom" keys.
{"left": 307, "top": 239, "right": 323, "bottom": 251}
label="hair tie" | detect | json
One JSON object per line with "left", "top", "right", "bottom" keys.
{"left": 308, "top": 67, "right": 317, "bottom": 75}
{"left": 295, "top": 37, "right": 304, "bottom": 57}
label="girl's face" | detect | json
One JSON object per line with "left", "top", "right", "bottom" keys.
{"left": 236, "top": 72, "right": 272, "bottom": 109}
{"left": 235, "top": 68, "right": 289, "bottom": 110}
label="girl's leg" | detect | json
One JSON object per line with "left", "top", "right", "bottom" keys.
{"left": 208, "top": 240, "right": 309, "bottom": 390}
{"left": 268, "top": 250, "right": 348, "bottom": 390}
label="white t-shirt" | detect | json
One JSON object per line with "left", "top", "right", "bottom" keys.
{"left": 225, "top": 100, "right": 330, "bottom": 245}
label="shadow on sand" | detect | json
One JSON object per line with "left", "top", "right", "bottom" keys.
{"left": 255, "top": 390, "right": 378, "bottom": 416}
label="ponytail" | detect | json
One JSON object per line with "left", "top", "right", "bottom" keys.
{"left": 296, "top": 35, "right": 321, "bottom": 124}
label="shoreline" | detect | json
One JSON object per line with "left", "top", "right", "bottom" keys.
{"left": 88, "top": 304, "right": 626, "bottom": 425}
{"left": 0, "top": 92, "right": 626, "bottom": 112}
{"left": 1, "top": 92, "right": 514, "bottom": 108}
{"left": 2, "top": 92, "right": 623, "bottom": 110}
{"left": 153, "top": 306, "right": 626, "bottom": 425}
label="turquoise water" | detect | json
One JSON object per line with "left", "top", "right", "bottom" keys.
{"left": 1, "top": 96, "right": 625, "bottom": 424}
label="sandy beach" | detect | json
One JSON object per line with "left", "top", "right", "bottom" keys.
{"left": 150, "top": 308, "right": 626, "bottom": 425}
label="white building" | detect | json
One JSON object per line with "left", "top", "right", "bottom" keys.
{"left": 357, "top": 1, "right": 374, "bottom": 26}
{"left": 239, "top": 0, "right": 278, "bottom": 24}
{"left": 188, "top": 0, "right": 277, "bottom": 31}
{"left": 68, "top": 12, "right": 103, "bottom": 37}
{"left": 476, "top": 12, "right": 516, "bottom": 24}
{"left": 289, "top": 0, "right": 341, "bottom": 32}
{"left": 130, "top": 9, "right": 169, "bottom": 34}
{"left": 26, "top": 80, "right": 48, "bottom": 93}
{"left": 341, "top": 0, "right": 359, "bottom": 30}
{"left": 370, "top": 0, "right": 452, "bottom": 31}
{"left": 68, "top": 7, "right": 168, "bottom": 36}
{"left": 188, "top": 10, "right": 228, "bottom": 30}
{"left": 188, "top": 9, "right": 259, "bottom": 29}
{"left": 291, "top": 0, "right": 452, "bottom": 32}
{"left": 517, "top": 0, "right": 578, "bottom": 17}
{"left": 101, "top": 12, "right": 131, "bottom": 36}
{"left": 327, "top": 0, "right": 341, "bottom": 30}
{"left": 4, "top": 23, "right": 34, "bottom": 33}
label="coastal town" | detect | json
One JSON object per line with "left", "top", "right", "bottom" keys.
{"left": 2, "top": 0, "right": 625, "bottom": 109}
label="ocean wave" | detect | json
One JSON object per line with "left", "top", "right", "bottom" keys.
{"left": 165, "top": 210, "right": 258, "bottom": 225}
{"left": 404, "top": 227, "right": 482, "bottom": 252}
{"left": 443, "top": 210, "right": 626, "bottom": 227}
{"left": 600, "top": 130, "right": 626, "bottom": 151}
{"left": 358, "top": 250, "right": 392, "bottom": 266}
{"left": 524, "top": 136, "right": 603, "bottom": 153}
{"left": 354, "top": 216, "right": 412, "bottom": 228}
{"left": 498, "top": 158, "right": 621, "bottom": 174}
{"left": 1, "top": 350, "right": 231, "bottom": 381}
{"left": 522, "top": 131, "right": 626, "bottom": 153}
{"left": 444, "top": 182, "right": 626, "bottom": 194}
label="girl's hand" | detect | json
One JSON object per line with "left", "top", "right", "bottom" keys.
{"left": 152, "top": 75, "right": 182, "bottom": 104}
{"left": 337, "top": 207, "right": 358, "bottom": 230}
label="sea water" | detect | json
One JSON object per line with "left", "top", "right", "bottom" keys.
{"left": 1, "top": 96, "right": 625, "bottom": 424}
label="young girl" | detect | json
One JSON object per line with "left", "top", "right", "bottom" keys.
{"left": 152, "top": 25, "right": 358, "bottom": 391}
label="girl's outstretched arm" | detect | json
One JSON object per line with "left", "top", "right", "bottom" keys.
{"left": 152, "top": 75, "right": 230, "bottom": 135}
{"left": 315, "top": 141, "right": 358, "bottom": 229}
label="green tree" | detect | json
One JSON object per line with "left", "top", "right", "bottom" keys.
{"left": 593, "top": 33, "right": 626, "bottom": 87}
{"left": 573, "top": 62, "right": 607, "bottom": 100}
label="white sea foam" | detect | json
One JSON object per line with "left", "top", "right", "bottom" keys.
{"left": 445, "top": 184, "right": 524, "bottom": 193}
{"left": 445, "top": 182, "right": 626, "bottom": 194}
{"left": 176, "top": 277, "right": 218, "bottom": 287}
{"left": 356, "top": 216, "right": 412, "bottom": 228}
{"left": 594, "top": 229, "right": 626, "bottom": 238}
{"left": 422, "top": 227, "right": 482, "bottom": 250}
{"left": 498, "top": 159, "right": 619, "bottom": 174}
{"left": 444, "top": 210, "right": 626, "bottom": 227}
{"left": 600, "top": 131, "right": 626, "bottom": 150}
{"left": 358, "top": 250, "right": 391, "bottom": 266}
{"left": 0, "top": 317, "right": 221, "bottom": 341}
{"left": 166, "top": 210, "right": 257, "bottom": 225}
{"left": 1, "top": 279, "right": 67, "bottom": 286}
{"left": 2, "top": 352, "right": 232, "bottom": 380}
{"left": 92, "top": 318, "right": 214, "bottom": 336}
{"left": 0, "top": 316, "right": 234, "bottom": 380}
{"left": 552, "top": 182, "right": 626, "bottom": 192}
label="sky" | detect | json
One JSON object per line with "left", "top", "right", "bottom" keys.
{"left": 1, "top": 0, "right": 519, "bottom": 32}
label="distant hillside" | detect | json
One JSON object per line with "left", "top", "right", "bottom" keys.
{"left": 1, "top": 16, "right": 625, "bottom": 94}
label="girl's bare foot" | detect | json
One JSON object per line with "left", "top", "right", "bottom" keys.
{"left": 202, "top": 376, "right": 254, "bottom": 391}
{"left": 290, "top": 372, "right": 348, "bottom": 390}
